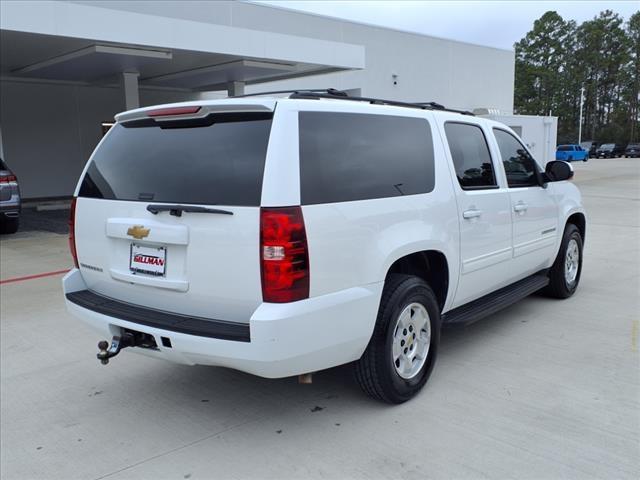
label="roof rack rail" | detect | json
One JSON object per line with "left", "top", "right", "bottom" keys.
{"left": 232, "top": 89, "right": 343, "bottom": 98}
{"left": 289, "top": 90, "right": 475, "bottom": 116}
{"left": 232, "top": 88, "right": 474, "bottom": 116}
{"left": 413, "top": 101, "right": 474, "bottom": 116}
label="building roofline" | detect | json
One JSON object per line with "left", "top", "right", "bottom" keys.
{"left": 245, "top": 0, "right": 514, "bottom": 54}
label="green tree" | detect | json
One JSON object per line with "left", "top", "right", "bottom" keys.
{"left": 514, "top": 11, "right": 575, "bottom": 119}
{"left": 514, "top": 9, "right": 638, "bottom": 144}
{"left": 575, "top": 10, "right": 630, "bottom": 142}
{"left": 623, "top": 12, "right": 640, "bottom": 142}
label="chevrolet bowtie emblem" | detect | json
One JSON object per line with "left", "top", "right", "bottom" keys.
{"left": 127, "top": 225, "right": 150, "bottom": 239}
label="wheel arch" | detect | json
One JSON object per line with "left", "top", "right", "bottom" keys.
{"left": 566, "top": 211, "right": 586, "bottom": 244}
{"left": 385, "top": 250, "right": 449, "bottom": 312}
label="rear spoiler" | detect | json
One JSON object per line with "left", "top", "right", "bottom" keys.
{"left": 115, "top": 102, "right": 275, "bottom": 124}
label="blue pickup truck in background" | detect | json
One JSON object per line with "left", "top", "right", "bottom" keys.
{"left": 556, "top": 144, "right": 589, "bottom": 162}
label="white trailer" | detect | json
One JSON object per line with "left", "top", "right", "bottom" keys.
{"left": 475, "top": 110, "right": 558, "bottom": 165}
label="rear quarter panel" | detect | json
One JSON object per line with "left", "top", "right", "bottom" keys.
{"left": 272, "top": 101, "right": 460, "bottom": 311}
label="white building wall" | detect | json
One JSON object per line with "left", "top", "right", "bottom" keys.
{"left": 1, "top": 1, "right": 515, "bottom": 198}
{"left": 246, "top": 23, "right": 514, "bottom": 113}
{"left": 72, "top": 0, "right": 515, "bottom": 113}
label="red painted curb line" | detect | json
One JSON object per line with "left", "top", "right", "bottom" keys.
{"left": 0, "top": 269, "right": 70, "bottom": 285}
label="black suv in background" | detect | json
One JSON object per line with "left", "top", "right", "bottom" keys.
{"left": 580, "top": 141, "right": 599, "bottom": 156}
{"left": 595, "top": 143, "right": 625, "bottom": 158}
{"left": 625, "top": 143, "right": 640, "bottom": 158}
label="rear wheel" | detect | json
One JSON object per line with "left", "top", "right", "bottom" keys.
{"left": 0, "top": 216, "right": 19, "bottom": 234}
{"left": 542, "top": 223, "right": 583, "bottom": 298}
{"left": 354, "top": 274, "right": 440, "bottom": 404}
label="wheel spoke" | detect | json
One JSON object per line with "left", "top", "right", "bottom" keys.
{"left": 412, "top": 307, "right": 428, "bottom": 330}
{"left": 397, "top": 309, "right": 411, "bottom": 329}
{"left": 391, "top": 302, "right": 431, "bottom": 380}
{"left": 392, "top": 339, "right": 401, "bottom": 361}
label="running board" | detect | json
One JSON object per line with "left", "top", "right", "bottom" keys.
{"left": 442, "top": 272, "right": 549, "bottom": 326}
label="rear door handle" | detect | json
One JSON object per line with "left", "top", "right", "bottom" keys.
{"left": 513, "top": 202, "right": 528, "bottom": 213}
{"left": 463, "top": 209, "right": 482, "bottom": 219}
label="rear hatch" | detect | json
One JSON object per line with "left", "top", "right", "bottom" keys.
{"left": 73, "top": 103, "right": 274, "bottom": 322}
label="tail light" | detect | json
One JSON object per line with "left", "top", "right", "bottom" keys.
{"left": 260, "top": 207, "right": 309, "bottom": 303}
{"left": 69, "top": 197, "right": 79, "bottom": 268}
{"left": 0, "top": 174, "right": 17, "bottom": 183}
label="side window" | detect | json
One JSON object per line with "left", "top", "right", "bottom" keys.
{"left": 298, "top": 112, "right": 435, "bottom": 205}
{"left": 493, "top": 129, "right": 539, "bottom": 188}
{"left": 444, "top": 122, "right": 497, "bottom": 190}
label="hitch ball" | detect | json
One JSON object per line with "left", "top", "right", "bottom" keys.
{"left": 96, "top": 334, "right": 134, "bottom": 365}
{"left": 97, "top": 340, "right": 112, "bottom": 365}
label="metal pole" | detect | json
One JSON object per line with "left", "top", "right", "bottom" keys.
{"left": 578, "top": 86, "right": 584, "bottom": 144}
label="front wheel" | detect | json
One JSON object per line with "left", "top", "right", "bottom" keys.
{"left": 354, "top": 274, "right": 440, "bottom": 404}
{"left": 542, "top": 223, "right": 583, "bottom": 298}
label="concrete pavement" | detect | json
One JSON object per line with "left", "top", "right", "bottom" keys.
{"left": 1, "top": 157, "right": 638, "bottom": 480}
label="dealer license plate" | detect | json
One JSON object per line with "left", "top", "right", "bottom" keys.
{"left": 129, "top": 244, "right": 166, "bottom": 276}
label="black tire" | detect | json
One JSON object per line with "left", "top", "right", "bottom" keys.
{"left": 542, "top": 223, "right": 583, "bottom": 299}
{"left": 354, "top": 274, "right": 441, "bottom": 404}
{"left": 568, "top": 156, "right": 573, "bottom": 161}
{"left": 0, "top": 217, "right": 19, "bottom": 234}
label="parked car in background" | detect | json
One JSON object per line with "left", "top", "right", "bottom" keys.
{"left": 580, "top": 141, "right": 599, "bottom": 156}
{"left": 595, "top": 143, "right": 625, "bottom": 158}
{"left": 556, "top": 144, "right": 589, "bottom": 162}
{"left": 0, "top": 158, "right": 21, "bottom": 234}
{"left": 63, "top": 91, "right": 586, "bottom": 403}
{"left": 624, "top": 143, "right": 640, "bottom": 158}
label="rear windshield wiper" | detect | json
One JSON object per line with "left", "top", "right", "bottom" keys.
{"left": 146, "top": 204, "right": 233, "bottom": 217}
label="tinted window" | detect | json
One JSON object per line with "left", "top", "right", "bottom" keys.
{"left": 493, "top": 129, "right": 539, "bottom": 188}
{"left": 299, "top": 112, "right": 434, "bottom": 204}
{"left": 79, "top": 113, "right": 273, "bottom": 206}
{"left": 444, "top": 123, "right": 497, "bottom": 189}
{"left": 557, "top": 145, "right": 573, "bottom": 151}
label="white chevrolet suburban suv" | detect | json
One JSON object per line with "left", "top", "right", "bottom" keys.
{"left": 63, "top": 90, "right": 585, "bottom": 403}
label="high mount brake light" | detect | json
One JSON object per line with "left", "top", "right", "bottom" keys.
{"left": 260, "top": 207, "right": 310, "bottom": 303}
{"left": 147, "top": 106, "right": 202, "bottom": 117}
{"left": 69, "top": 198, "right": 79, "bottom": 268}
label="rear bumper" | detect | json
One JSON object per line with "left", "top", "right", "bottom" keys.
{"left": 63, "top": 269, "right": 382, "bottom": 378}
{"left": 0, "top": 200, "right": 20, "bottom": 217}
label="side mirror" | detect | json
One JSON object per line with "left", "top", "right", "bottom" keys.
{"left": 543, "top": 160, "right": 574, "bottom": 182}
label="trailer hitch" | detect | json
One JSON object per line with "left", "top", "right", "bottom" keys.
{"left": 97, "top": 333, "right": 134, "bottom": 365}
{"left": 97, "top": 330, "right": 158, "bottom": 365}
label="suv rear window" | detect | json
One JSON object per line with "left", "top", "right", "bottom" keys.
{"left": 557, "top": 145, "right": 573, "bottom": 151}
{"left": 79, "top": 112, "right": 273, "bottom": 206}
{"left": 299, "top": 112, "right": 435, "bottom": 205}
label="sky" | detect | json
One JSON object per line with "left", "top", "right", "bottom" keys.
{"left": 253, "top": 1, "right": 639, "bottom": 50}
